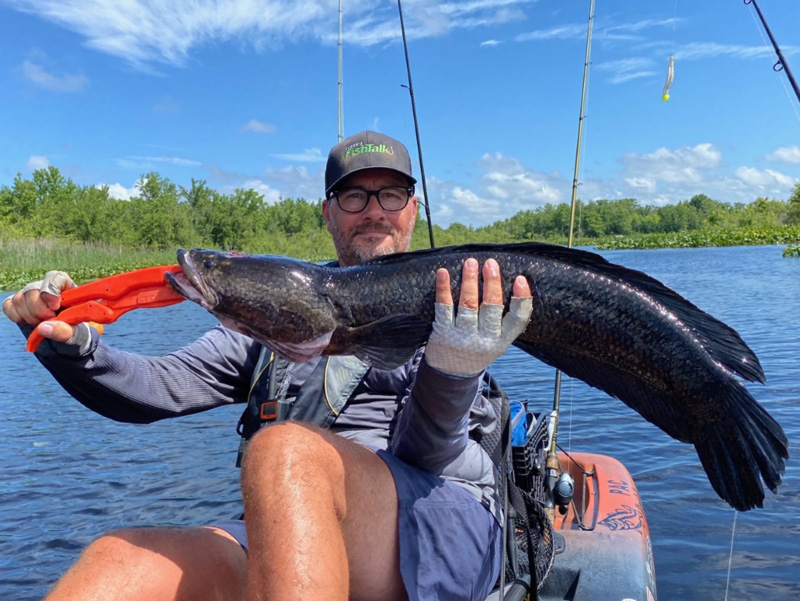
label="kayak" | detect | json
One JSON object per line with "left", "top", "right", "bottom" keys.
{"left": 488, "top": 404, "right": 657, "bottom": 601}
{"left": 539, "top": 452, "right": 657, "bottom": 601}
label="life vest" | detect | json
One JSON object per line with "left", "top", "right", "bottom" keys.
{"left": 235, "top": 348, "right": 370, "bottom": 466}
{"left": 235, "top": 345, "right": 552, "bottom": 594}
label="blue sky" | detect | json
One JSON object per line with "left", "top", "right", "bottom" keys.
{"left": 1, "top": 0, "right": 799, "bottom": 227}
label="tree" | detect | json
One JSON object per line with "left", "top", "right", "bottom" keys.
{"left": 788, "top": 183, "right": 800, "bottom": 225}
{"left": 129, "top": 173, "right": 195, "bottom": 249}
{"left": 181, "top": 179, "right": 218, "bottom": 242}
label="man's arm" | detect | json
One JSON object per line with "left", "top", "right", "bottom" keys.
{"left": 29, "top": 324, "right": 261, "bottom": 423}
{"left": 390, "top": 358, "right": 483, "bottom": 472}
{"left": 5, "top": 270, "right": 261, "bottom": 423}
{"left": 391, "top": 257, "right": 532, "bottom": 473}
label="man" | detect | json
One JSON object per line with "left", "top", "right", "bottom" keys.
{"left": 4, "top": 131, "right": 532, "bottom": 601}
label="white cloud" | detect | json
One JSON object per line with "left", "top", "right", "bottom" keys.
{"left": 595, "top": 58, "right": 658, "bottom": 84}
{"left": 625, "top": 177, "right": 657, "bottom": 193}
{"left": 515, "top": 24, "right": 585, "bottom": 42}
{"left": 239, "top": 179, "right": 282, "bottom": 204}
{"left": 621, "top": 143, "right": 722, "bottom": 185}
{"left": 7, "top": 0, "right": 533, "bottom": 68}
{"left": 605, "top": 18, "right": 680, "bottom": 35}
{"left": 515, "top": 16, "right": 678, "bottom": 44}
{"left": 117, "top": 155, "right": 202, "bottom": 169}
{"left": 427, "top": 141, "right": 800, "bottom": 227}
{"left": 734, "top": 166, "right": 796, "bottom": 188}
{"left": 477, "top": 154, "right": 563, "bottom": 209}
{"left": 21, "top": 59, "right": 87, "bottom": 92}
{"left": 25, "top": 155, "right": 50, "bottom": 170}
{"left": 480, "top": 39, "right": 500, "bottom": 47}
{"left": 766, "top": 146, "right": 800, "bottom": 164}
{"left": 100, "top": 182, "right": 140, "bottom": 200}
{"left": 273, "top": 148, "right": 326, "bottom": 162}
{"left": 449, "top": 186, "right": 501, "bottom": 214}
{"left": 430, "top": 153, "right": 567, "bottom": 226}
{"left": 674, "top": 42, "right": 799, "bottom": 62}
{"left": 434, "top": 203, "right": 454, "bottom": 220}
{"left": 241, "top": 119, "right": 277, "bottom": 134}
{"left": 262, "top": 164, "right": 324, "bottom": 200}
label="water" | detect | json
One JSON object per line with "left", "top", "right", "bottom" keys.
{"left": 1, "top": 245, "right": 798, "bottom": 600}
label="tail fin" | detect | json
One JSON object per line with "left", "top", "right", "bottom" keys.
{"left": 693, "top": 381, "right": 788, "bottom": 511}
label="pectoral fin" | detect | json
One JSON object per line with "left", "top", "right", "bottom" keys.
{"left": 336, "top": 315, "right": 432, "bottom": 370}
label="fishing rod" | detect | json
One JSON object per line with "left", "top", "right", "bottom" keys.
{"left": 744, "top": 0, "right": 800, "bottom": 104}
{"left": 544, "top": 0, "right": 596, "bottom": 522}
{"left": 337, "top": 0, "right": 344, "bottom": 141}
{"left": 397, "top": 0, "right": 435, "bottom": 249}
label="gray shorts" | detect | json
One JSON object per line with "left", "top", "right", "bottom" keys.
{"left": 211, "top": 449, "right": 502, "bottom": 601}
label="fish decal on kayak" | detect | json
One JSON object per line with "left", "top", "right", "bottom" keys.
{"left": 166, "top": 242, "right": 788, "bottom": 512}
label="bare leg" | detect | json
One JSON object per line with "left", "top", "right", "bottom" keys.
{"left": 241, "top": 422, "right": 407, "bottom": 601}
{"left": 42, "top": 526, "right": 247, "bottom": 601}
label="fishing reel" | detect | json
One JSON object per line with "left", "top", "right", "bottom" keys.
{"left": 546, "top": 467, "right": 575, "bottom": 515}
{"left": 553, "top": 472, "right": 575, "bottom": 515}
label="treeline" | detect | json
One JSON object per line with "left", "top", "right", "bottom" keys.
{"left": 496, "top": 192, "right": 800, "bottom": 240}
{"left": 2, "top": 166, "right": 799, "bottom": 256}
{"left": 0, "top": 167, "right": 337, "bottom": 260}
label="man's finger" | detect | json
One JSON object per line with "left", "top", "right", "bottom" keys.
{"left": 481, "top": 259, "right": 503, "bottom": 306}
{"left": 40, "top": 271, "right": 74, "bottom": 311}
{"left": 37, "top": 320, "right": 77, "bottom": 344}
{"left": 435, "top": 268, "right": 454, "bottom": 306}
{"left": 24, "top": 289, "right": 57, "bottom": 323}
{"left": 2, "top": 295, "right": 18, "bottom": 322}
{"left": 512, "top": 275, "right": 532, "bottom": 299}
{"left": 459, "top": 258, "right": 479, "bottom": 310}
{"left": 13, "top": 290, "right": 55, "bottom": 326}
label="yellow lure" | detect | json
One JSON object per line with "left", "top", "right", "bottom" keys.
{"left": 662, "top": 55, "right": 675, "bottom": 102}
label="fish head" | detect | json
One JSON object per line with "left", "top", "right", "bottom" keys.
{"left": 167, "top": 249, "right": 339, "bottom": 362}
{"left": 168, "top": 248, "right": 224, "bottom": 310}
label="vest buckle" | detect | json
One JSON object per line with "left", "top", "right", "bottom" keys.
{"left": 259, "top": 400, "right": 278, "bottom": 421}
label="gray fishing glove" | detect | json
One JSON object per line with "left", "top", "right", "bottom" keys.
{"left": 23, "top": 271, "right": 92, "bottom": 355}
{"left": 424, "top": 297, "right": 533, "bottom": 377}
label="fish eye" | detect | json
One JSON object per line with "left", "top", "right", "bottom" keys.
{"left": 203, "top": 259, "right": 216, "bottom": 270}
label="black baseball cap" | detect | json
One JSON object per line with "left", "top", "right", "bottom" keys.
{"left": 325, "top": 131, "right": 417, "bottom": 195}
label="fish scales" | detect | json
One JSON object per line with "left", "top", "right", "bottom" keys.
{"left": 166, "top": 241, "right": 788, "bottom": 512}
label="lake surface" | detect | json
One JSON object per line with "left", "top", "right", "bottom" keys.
{"left": 1, "top": 244, "right": 798, "bottom": 600}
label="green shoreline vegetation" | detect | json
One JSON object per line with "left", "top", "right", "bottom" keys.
{"left": 2, "top": 167, "right": 799, "bottom": 291}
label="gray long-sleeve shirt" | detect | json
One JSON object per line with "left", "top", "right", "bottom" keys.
{"left": 31, "top": 325, "right": 502, "bottom": 521}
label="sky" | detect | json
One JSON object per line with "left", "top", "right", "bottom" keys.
{"left": 1, "top": 0, "right": 799, "bottom": 228}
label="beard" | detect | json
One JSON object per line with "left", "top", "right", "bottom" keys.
{"left": 329, "top": 220, "right": 415, "bottom": 266}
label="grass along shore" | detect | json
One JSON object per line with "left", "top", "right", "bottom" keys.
{"left": 2, "top": 229, "right": 799, "bottom": 292}
{"left": 0, "top": 239, "right": 178, "bottom": 292}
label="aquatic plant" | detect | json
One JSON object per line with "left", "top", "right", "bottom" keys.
{"left": 783, "top": 244, "right": 800, "bottom": 258}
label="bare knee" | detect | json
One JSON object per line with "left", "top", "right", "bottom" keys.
{"left": 80, "top": 528, "right": 153, "bottom": 567}
{"left": 241, "top": 423, "right": 346, "bottom": 515}
{"left": 45, "top": 527, "right": 247, "bottom": 601}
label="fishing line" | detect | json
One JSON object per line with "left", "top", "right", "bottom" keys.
{"left": 671, "top": 0, "right": 677, "bottom": 43}
{"left": 567, "top": 375, "right": 574, "bottom": 454}
{"left": 723, "top": 510, "right": 739, "bottom": 601}
{"left": 746, "top": 2, "right": 800, "bottom": 126}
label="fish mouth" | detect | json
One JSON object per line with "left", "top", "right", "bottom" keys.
{"left": 165, "top": 249, "right": 219, "bottom": 310}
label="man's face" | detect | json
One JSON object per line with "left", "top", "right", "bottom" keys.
{"left": 323, "top": 168, "right": 418, "bottom": 267}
